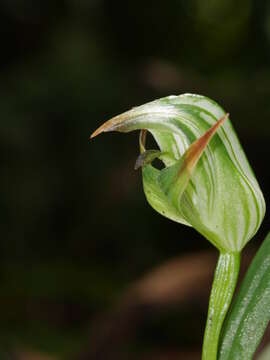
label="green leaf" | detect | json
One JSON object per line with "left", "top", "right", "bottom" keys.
{"left": 91, "top": 94, "right": 265, "bottom": 252}
{"left": 219, "top": 232, "right": 270, "bottom": 360}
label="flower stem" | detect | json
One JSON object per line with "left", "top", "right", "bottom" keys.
{"left": 202, "top": 252, "right": 241, "bottom": 360}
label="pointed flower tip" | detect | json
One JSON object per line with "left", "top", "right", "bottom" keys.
{"left": 184, "top": 113, "right": 229, "bottom": 174}
{"left": 205, "top": 112, "right": 229, "bottom": 138}
{"left": 89, "top": 125, "right": 105, "bottom": 139}
{"left": 90, "top": 121, "right": 115, "bottom": 139}
{"left": 90, "top": 113, "right": 126, "bottom": 139}
{"left": 217, "top": 112, "right": 229, "bottom": 127}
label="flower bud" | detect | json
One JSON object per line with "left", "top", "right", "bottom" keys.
{"left": 91, "top": 94, "right": 265, "bottom": 252}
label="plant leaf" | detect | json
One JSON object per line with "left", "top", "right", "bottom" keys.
{"left": 219, "top": 232, "right": 270, "bottom": 360}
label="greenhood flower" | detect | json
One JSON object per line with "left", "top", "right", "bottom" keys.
{"left": 91, "top": 94, "right": 265, "bottom": 252}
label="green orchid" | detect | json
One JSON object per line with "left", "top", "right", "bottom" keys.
{"left": 91, "top": 94, "right": 265, "bottom": 253}
{"left": 91, "top": 93, "right": 265, "bottom": 360}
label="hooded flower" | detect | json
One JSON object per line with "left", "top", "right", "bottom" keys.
{"left": 91, "top": 94, "right": 265, "bottom": 252}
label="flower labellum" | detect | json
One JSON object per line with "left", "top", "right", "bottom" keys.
{"left": 91, "top": 94, "right": 265, "bottom": 252}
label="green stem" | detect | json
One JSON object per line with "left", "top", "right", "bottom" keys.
{"left": 202, "top": 252, "right": 241, "bottom": 360}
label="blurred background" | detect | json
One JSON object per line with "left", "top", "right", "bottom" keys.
{"left": 2, "top": 0, "right": 270, "bottom": 359}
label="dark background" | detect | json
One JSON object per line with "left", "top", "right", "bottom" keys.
{"left": 2, "top": 0, "right": 270, "bottom": 359}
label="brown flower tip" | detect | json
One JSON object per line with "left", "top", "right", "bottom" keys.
{"left": 89, "top": 111, "right": 131, "bottom": 140}
{"left": 182, "top": 113, "right": 229, "bottom": 175}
